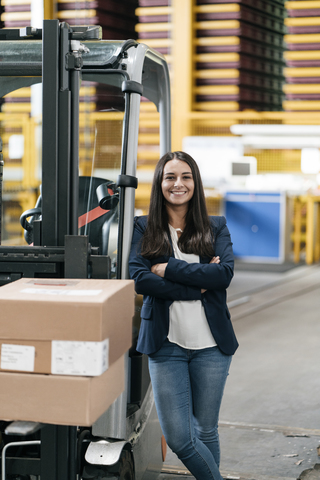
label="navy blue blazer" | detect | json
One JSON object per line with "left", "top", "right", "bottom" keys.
{"left": 129, "top": 215, "right": 239, "bottom": 356}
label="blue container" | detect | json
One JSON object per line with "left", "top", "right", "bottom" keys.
{"left": 224, "top": 191, "right": 286, "bottom": 263}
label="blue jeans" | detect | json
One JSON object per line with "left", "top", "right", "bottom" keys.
{"left": 148, "top": 339, "right": 232, "bottom": 480}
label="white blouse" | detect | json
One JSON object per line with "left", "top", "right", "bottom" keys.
{"left": 167, "top": 225, "right": 217, "bottom": 349}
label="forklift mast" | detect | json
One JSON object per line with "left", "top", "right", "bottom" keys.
{"left": 0, "top": 20, "right": 171, "bottom": 480}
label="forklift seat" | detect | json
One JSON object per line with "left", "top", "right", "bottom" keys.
{"left": 78, "top": 176, "right": 118, "bottom": 256}
{"left": 20, "top": 176, "right": 118, "bottom": 255}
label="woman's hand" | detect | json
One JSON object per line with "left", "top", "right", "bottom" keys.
{"left": 151, "top": 263, "right": 168, "bottom": 278}
{"left": 210, "top": 256, "right": 220, "bottom": 264}
{"left": 201, "top": 257, "right": 220, "bottom": 293}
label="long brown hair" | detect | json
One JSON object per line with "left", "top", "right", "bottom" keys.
{"left": 140, "top": 151, "right": 215, "bottom": 258}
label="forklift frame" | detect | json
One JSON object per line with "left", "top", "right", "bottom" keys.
{"left": 0, "top": 20, "right": 171, "bottom": 480}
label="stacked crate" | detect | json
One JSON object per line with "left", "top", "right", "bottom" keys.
{"left": 57, "top": 0, "right": 139, "bottom": 137}
{"left": 0, "top": 1, "right": 34, "bottom": 243}
{"left": 0, "top": 0, "right": 31, "bottom": 28}
{"left": 194, "top": 0, "right": 286, "bottom": 112}
{"left": 57, "top": 0, "right": 137, "bottom": 178}
{"left": 1, "top": 0, "right": 139, "bottom": 40}
{"left": 0, "top": 0, "right": 139, "bottom": 114}
{"left": 135, "top": 0, "right": 171, "bottom": 56}
{"left": 0, "top": 2, "right": 3, "bottom": 29}
{"left": 57, "top": 0, "right": 138, "bottom": 40}
{"left": 135, "top": 1, "right": 172, "bottom": 169}
{"left": 284, "top": 1, "right": 320, "bottom": 111}
{"left": 1, "top": 0, "right": 32, "bottom": 114}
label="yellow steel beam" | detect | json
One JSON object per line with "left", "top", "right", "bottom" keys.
{"left": 195, "top": 36, "right": 239, "bottom": 46}
{"left": 283, "top": 100, "right": 320, "bottom": 110}
{"left": 284, "top": 67, "right": 320, "bottom": 76}
{"left": 284, "top": 34, "right": 320, "bottom": 43}
{"left": 193, "top": 101, "right": 240, "bottom": 111}
{"left": 137, "top": 38, "right": 172, "bottom": 49}
{"left": 187, "top": 111, "right": 320, "bottom": 121}
{"left": 283, "top": 84, "right": 320, "bottom": 93}
{"left": 195, "top": 52, "right": 239, "bottom": 62}
{"left": 284, "top": 50, "right": 320, "bottom": 60}
{"left": 44, "top": 0, "right": 56, "bottom": 19}
{"left": 138, "top": 134, "right": 160, "bottom": 144}
{"left": 171, "top": 0, "right": 195, "bottom": 151}
{"left": 1, "top": 11, "right": 31, "bottom": 20}
{"left": 195, "top": 4, "right": 240, "bottom": 13}
{"left": 195, "top": 69, "right": 239, "bottom": 79}
{"left": 286, "top": 1, "right": 320, "bottom": 9}
{"left": 135, "top": 23, "right": 171, "bottom": 33}
{"left": 285, "top": 17, "right": 320, "bottom": 26}
{"left": 195, "top": 20, "right": 239, "bottom": 30}
{"left": 1, "top": 0, "right": 31, "bottom": 4}
{"left": 195, "top": 85, "right": 239, "bottom": 95}
{"left": 136, "top": 6, "right": 172, "bottom": 15}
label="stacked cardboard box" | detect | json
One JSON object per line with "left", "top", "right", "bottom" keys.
{"left": 0, "top": 277, "right": 134, "bottom": 426}
{"left": 284, "top": 1, "right": 320, "bottom": 111}
{"left": 194, "top": 0, "right": 286, "bottom": 112}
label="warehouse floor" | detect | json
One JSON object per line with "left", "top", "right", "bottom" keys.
{"left": 159, "top": 263, "right": 320, "bottom": 480}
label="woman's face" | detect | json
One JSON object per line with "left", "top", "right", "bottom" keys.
{"left": 161, "top": 159, "right": 195, "bottom": 209}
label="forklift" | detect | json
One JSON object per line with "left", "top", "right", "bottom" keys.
{"left": 0, "top": 20, "right": 171, "bottom": 480}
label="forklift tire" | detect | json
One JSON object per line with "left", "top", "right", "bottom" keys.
{"left": 82, "top": 449, "right": 134, "bottom": 480}
{"left": 116, "top": 450, "right": 134, "bottom": 480}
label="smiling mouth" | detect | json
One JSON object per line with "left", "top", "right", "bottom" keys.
{"left": 170, "top": 191, "right": 186, "bottom": 195}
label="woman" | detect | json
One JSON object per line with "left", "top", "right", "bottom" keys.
{"left": 129, "top": 151, "right": 238, "bottom": 480}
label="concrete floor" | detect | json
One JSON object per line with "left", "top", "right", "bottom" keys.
{"left": 159, "top": 264, "right": 320, "bottom": 480}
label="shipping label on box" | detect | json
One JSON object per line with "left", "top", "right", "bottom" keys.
{"left": 1, "top": 344, "right": 35, "bottom": 372}
{"left": 51, "top": 339, "right": 109, "bottom": 376}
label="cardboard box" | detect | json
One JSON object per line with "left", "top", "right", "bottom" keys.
{"left": 0, "top": 355, "right": 125, "bottom": 426}
{"left": 0, "top": 278, "right": 134, "bottom": 375}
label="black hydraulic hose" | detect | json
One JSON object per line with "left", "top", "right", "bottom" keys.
{"left": 0, "top": 157, "right": 3, "bottom": 245}
{"left": 70, "top": 68, "right": 81, "bottom": 236}
{"left": 76, "top": 429, "right": 91, "bottom": 474}
{"left": 69, "top": 426, "right": 77, "bottom": 480}
{"left": 120, "top": 39, "right": 138, "bottom": 54}
{"left": 116, "top": 91, "right": 131, "bottom": 279}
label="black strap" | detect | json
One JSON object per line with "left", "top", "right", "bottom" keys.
{"left": 121, "top": 80, "right": 143, "bottom": 96}
{"left": 117, "top": 174, "right": 138, "bottom": 189}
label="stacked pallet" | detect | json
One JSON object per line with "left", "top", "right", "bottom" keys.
{"left": 0, "top": 0, "right": 32, "bottom": 114}
{"left": 0, "top": 0, "right": 31, "bottom": 28}
{"left": 194, "top": 0, "right": 286, "bottom": 112}
{"left": 57, "top": 0, "right": 139, "bottom": 119}
{"left": 284, "top": 1, "right": 320, "bottom": 111}
{"left": 0, "top": 0, "right": 139, "bottom": 113}
{"left": 57, "top": 0, "right": 138, "bottom": 40}
{"left": 135, "top": 1, "right": 171, "bottom": 56}
{"left": 0, "top": 3, "right": 3, "bottom": 29}
{"left": 0, "top": 0, "right": 138, "bottom": 43}
{"left": 135, "top": 1, "right": 171, "bottom": 169}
